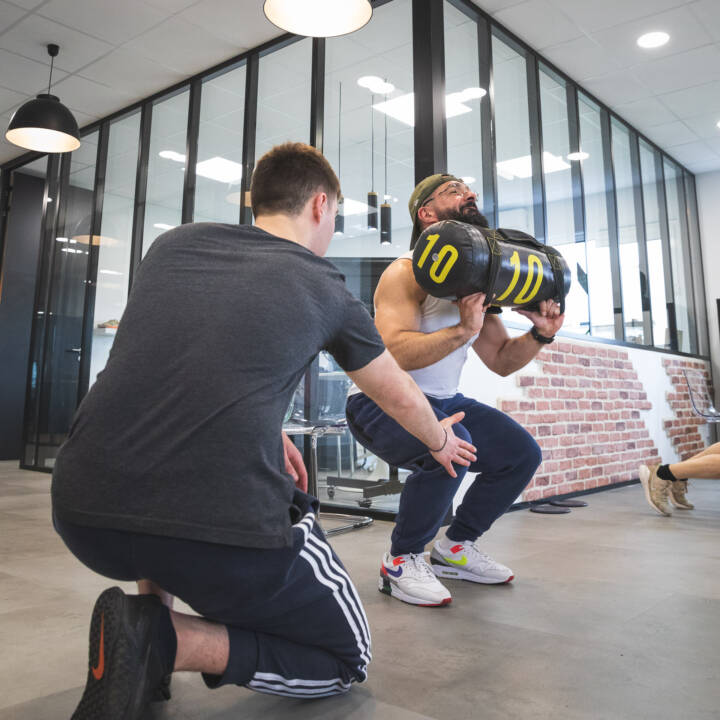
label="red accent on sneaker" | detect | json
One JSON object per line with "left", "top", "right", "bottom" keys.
{"left": 419, "top": 597, "right": 452, "bottom": 607}
{"left": 392, "top": 557, "right": 405, "bottom": 566}
{"left": 450, "top": 544, "right": 463, "bottom": 554}
{"left": 504, "top": 575, "right": 515, "bottom": 583}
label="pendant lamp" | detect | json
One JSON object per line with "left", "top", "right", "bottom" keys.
{"left": 335, "top": 81, "right": 344, "bottom": 235}
{"left": 380, "top": 89, "right": 391, "bottom": 245}
{"left": 264, "top": 0, "right": 372, "bottom": 38}
{"left": 5, "top": 44, "right": 80, "bottom": 153}
{"left": 367, "top": 93, "right": 378, "bottom": 230}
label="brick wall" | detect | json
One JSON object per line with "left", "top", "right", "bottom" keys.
{"left": 499, "top": 341, "right": 662, "bottom": 502}
{"left": 662, "top": 358, "right": 713, "bottom": 460}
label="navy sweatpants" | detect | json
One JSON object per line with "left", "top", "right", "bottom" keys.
{"left": 54, "top": 490, "right": 370, "bottom": 697}
{"left": 346, "top": 392, "right": 542, "bottom": 556}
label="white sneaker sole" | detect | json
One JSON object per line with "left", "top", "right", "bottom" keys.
{"left": 378, "top": 573, "right": 451, "bottom": 607}
{"left": 431, "top": 563, "right": 514, "bottom": 584}
{"left": 639, "top": 464, "right": 671, "bottom": 516}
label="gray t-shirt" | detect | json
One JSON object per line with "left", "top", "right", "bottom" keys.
{"left": 51, "top": 223, "right": 385, "bottom": 548}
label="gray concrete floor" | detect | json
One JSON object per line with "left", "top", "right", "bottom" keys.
{"left": 1, "top": 460, "right": 719, "bottom": 720}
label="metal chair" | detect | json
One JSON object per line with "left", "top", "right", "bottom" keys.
{"left": 682, "top": 369, "right": 720, "bottom": 424}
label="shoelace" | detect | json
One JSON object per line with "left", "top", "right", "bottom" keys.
{"left": 407, "top": 552, "right": 436, "bottom": 579}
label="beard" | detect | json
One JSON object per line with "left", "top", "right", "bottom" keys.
{"left": 436, "top": 200, "right": 490, "bottom": 228}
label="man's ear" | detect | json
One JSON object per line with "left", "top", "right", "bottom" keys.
{"left": 311, "top": 192, "right": 328, "bottom": 222}
{"left": 417, "top": 204, "right": 436, "bottom": 225}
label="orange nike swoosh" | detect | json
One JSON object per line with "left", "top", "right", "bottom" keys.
{"left": 92, "top": 614, "right": 105, "bottom": 680}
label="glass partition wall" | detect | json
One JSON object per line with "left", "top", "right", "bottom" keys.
{"left": 5, "top": 0, "right": 708, "bottom": 518}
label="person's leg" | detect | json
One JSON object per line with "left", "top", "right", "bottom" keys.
{"left": 668, "top": 441, "right": 720, "bottom": 479}
{"left": 346, "top": 392, "right": 468, "bottom": 555}
{"left": 445, "top": 397, "right": 542, "bottom": 542}
{"left": 135, "top": 498, "right": 370, "bottom": 697}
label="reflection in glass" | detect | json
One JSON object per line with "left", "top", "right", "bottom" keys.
{"left": 493, "top": 34, "right": 533, "bottom": 234}
{"left": 324, "top": 0, "right": 414, "bottom": 257}
{"left": 445, "top": 2, "right": 483, "bottom": 212}
{"left": 195, "top": 64, "right": 246, "bottom": 224}
{"left": 89, "top": 113, "right": 140, "bottom": 387}
{"left": 663, "top": 159, "right": 694, "bottom": 353}
{"left": 578, "top": 94, "right": 613, "bottom": 338}
{"left": 611, "top": 120, "right": 645, "bottom": 344}
{"left": 639, "top": 140, "right": 669, "bottom": 349}
{"left": 256, "top": 39, "right": 312, "bottom": 162}
{"left": 684, "top": 172, "right": 707, "bottom": 355}
{"left": 35, "top": 132, "right": 98, "bottom": 467}
{"left": 539, "top": 67, "right": 588, "bottom": 335}
{"left": 142, "top": 90, "right": 189, "bottom": 255}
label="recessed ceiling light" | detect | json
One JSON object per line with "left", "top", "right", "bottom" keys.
{"left": 716, "top": 120, "right": 720, "bottom": 129}
{"left": 461, "top": 176, "right": 476, "bottom": 184}
{"left": 357, "top": 76, "right": 395, "bottom": 94}
{"left": 567, "top": 151, "right": 589, "bottom": 161}
{"left": 154, "top": 223, "right": 176, "bottom": 231}
{"left": 637, "top": 31, "right": 669, "bottom": 49}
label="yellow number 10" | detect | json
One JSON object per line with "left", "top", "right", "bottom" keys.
{"left": 495, "top": 250, "right": 544, "bottom": 304}
{"left": 416, "top": 234, "right": 459, "bottom": 285}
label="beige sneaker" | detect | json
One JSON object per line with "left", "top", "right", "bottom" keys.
{"left": 639, "top": 464, "right": 672, "bottom": 516}
{"left": 669, "top": 479, "right": 694, "bottom": 509}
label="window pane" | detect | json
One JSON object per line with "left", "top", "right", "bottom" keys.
{"left": 445, "top": 1, "right": 483, "bottom": 206}
{"left": 578, "top": 94, "right": 613, "bottom": 339}
{"left": 256, "top": 39, "right": 312, "bottom": 162}
{"left": 664, "top": 159, "right": 695, "bottom": 353}
{"left": 539, "top": 68, "right": 588, "bottom": 335}
{"left": 639, "top": 140, "right": 668, "bottom": 349}
{"left": 611, "top": 120, "right": 645, "bottom": 344}
{"left": 142, "top": 90, "right": 190, "bottom": 255}
{"left": 89, "top": 113, "right": 140, "bottom": 387}
{"left": 493, "top": 34, "right": 533, "bottom": 234}
{"left": 194, "top": 64, "right": 246, "bottom": 224}
{"left": 324, "top": 0, "right": 413, "bottom": 257}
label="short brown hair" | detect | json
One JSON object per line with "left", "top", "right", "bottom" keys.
{"left": 250, "top": 142, "right": 340, "bottom": 217}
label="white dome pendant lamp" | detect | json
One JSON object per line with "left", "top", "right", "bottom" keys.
{"left": 264, "top": 0, "right": 372, "bottom": 38}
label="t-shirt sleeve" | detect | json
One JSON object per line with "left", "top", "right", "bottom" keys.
{"left": 324, "top": 288, "right": 386, "bottom": 372}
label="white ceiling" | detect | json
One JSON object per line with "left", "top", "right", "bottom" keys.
{"left": 1, "top": 0, "right": 720, "bottom": 174}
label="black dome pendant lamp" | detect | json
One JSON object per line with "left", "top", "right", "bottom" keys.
{"left": 5, "top": 43, "right": 80, "bottom": 153}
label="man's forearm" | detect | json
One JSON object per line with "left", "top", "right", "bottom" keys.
{"left": 492, "top": 330, "right": 548, "bottom": 376}
{"left": 387, "top": 325, "right": 473, "bottom": 371}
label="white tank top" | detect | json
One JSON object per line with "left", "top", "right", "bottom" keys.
{"left": 346, "top": 252, "right": 476, "bottom": 400}
{"left": 396, "top": 252, "right": 477, "bottom": 398}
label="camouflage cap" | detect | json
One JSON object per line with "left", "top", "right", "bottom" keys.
{"left": 408, "top": 173, "right": 462, "bottom": 247}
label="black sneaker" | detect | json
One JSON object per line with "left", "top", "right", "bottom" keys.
{"left": 71, "top": 587, "right": 171, "bottom": 720}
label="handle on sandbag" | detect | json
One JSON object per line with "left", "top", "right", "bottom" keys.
{"left": 412, "top": 221, "right": 570, "bottom": 313}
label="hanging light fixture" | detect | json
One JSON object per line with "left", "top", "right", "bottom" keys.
{"left": 380, "top": 85, "right": 391, "bottom": 246}
{"left": 264, "top": 0, "right": 372, "bottom": 38}
{"left": 5, "top": 44, "right": 80, "bottom": 153}
{"left": 335, "top": 81, "right": 344, "bottom": 235}
{"left": 367, "top": 93, "right": 378, "bottom": 230}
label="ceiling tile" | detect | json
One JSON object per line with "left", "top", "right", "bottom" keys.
{"left": 179, "top": 0, "right": 280, "bottom": 49}
{"left": 0, "top": 48, "right": 67, "bottom": 94}
{"left": 657, "top": 80, "right": 720, "bottom": 119}
{"left": 579, "top": 70, "right": 653, "bottom": 107}
{"left": 0, "top": 0, "right": 27, "bottom": 30}
{"left": 143, "top": 0, "right": 201, "bottom": 11}
{"left": 37, "top": 0, "right": 167, "bottom": 45}
{"left": 470, "top": 0, "right": 526, "bottom": 12}
{"left": 589, "top": 6, "right": 713, "bottom": 70}
{"left": 493, "top": 0, "right": 582, "bottom": 50}
{"left": 702, "top": 135, "right": 720, "bottom": 155}
{"left": 0, "top": 15, "right": 114, "bottom": 73}
{"left": 545, "top": 0, "right": 695, "bottom": 34}
{"left": 663, "top": 139, "right": 717, "bottom": 165}
{"left": 542, "top": 35, "right": 623, "bottom": 82}
{"left": 50, "top": 74, "right": 135, "bottom": 117}
{"left": 76, "top": 48, "right": 185, "bottom": 98}
{"left": 0, "top": 85, "right": 30, "bottom": 114}
{"left": 681, "top": 113, "right": 720, "bottom": 140}
{"left": 612, "top": 97, "right": 677, "bottom": 128}
{"left": 632, "top": 45, "right": 720, "bottom": 95}
{"left": 644, "top": 120, "right": 698, "bottom": 147}
{"left": 3, "top": 0, "right": 45, "bottom": 8}
{"left": 125, "top": 17, "right": 238, "bottom": 75}
{"left": 689, "top": 0, "right": 720, "bottom": 43}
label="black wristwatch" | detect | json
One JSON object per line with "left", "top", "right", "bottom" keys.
{"left": 530, "top": 325, "right": 555, "bottom": 344}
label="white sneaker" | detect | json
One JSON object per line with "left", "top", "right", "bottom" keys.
{"left": 430, "top": 538, "right": 514, "bottom": 584}
{"left": 379, "top": 552, "right": 452, "bottom": 607}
